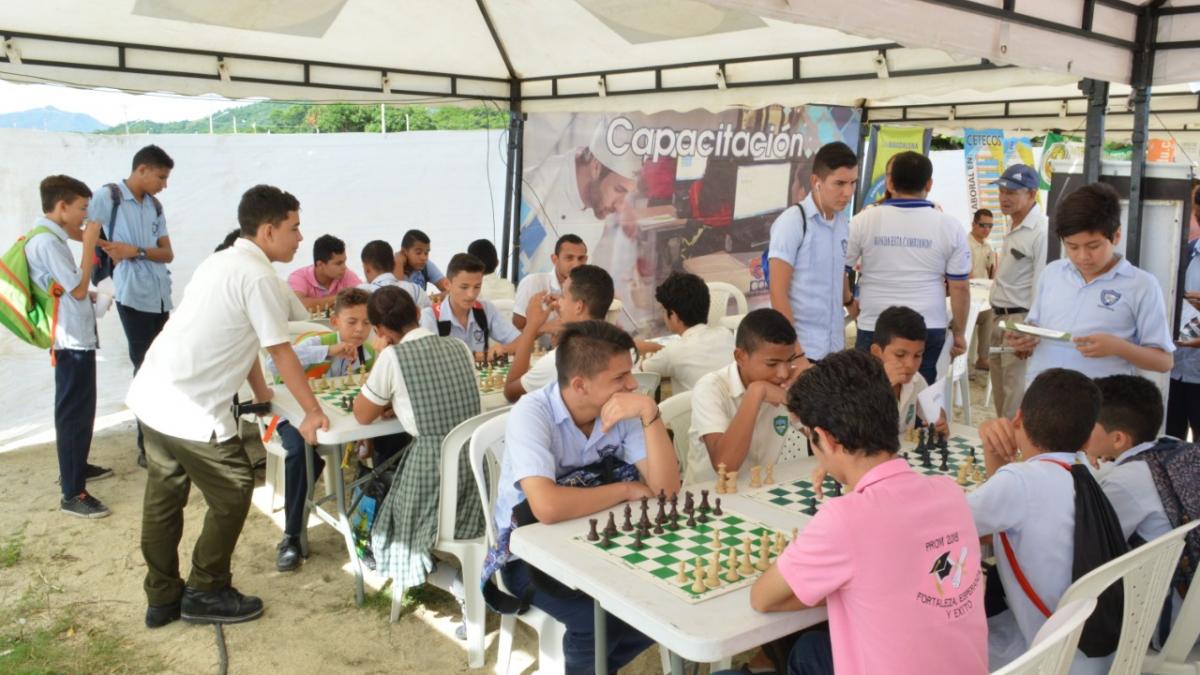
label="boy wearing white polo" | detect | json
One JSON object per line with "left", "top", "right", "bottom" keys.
{"left": 636, "top": 272, "right": 734, "bottom": 392}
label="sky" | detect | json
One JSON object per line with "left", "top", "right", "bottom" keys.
{"left": 0, "top": 79, "right": 256, "bottom": 126}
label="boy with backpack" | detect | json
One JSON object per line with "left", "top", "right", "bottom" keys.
{"left": 24, "top": 176, "right": 112, "bottom": 517}
{"left": 969, "top": 368, "right": 1126, "bottom": 673}
{"left": 419, "top": 253, "right": 520, "bottom": 361}
{"left": 88, "top": 144, "right": 175, "bottom": 469}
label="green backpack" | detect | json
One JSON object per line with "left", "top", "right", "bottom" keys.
{"left": 0, "top": 226, "right": 62, "bottom": 350}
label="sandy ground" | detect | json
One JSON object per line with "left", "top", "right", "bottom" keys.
{"left": 0, "top": 370, "right": 996, "bottom": 675}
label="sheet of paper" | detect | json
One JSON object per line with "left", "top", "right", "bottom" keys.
{"left": 918, "top": 377, "right": 946, "bottom": 423}
{"left": 1003, "top": 321, "right": 1071, "bottom": 341}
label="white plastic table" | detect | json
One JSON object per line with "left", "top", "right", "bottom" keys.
{"left": 509, "top": 461, "right": 829, "bottom": 674}
{"left": 270, "top": 384, "right": 409, "bottom": 605}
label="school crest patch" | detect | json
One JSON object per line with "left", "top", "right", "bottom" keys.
{"left": 841, "top": 238, "right": 848, "bottom": 256}
{"left": 1100, "top": 289, "right": 1122, "bottom": 307}
{"left": 773, "top": 415, "right": 788, "bottom": 436}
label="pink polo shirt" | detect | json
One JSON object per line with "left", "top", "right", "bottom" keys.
{"left": 777, "top": 458, "right": 987, "bottom": 675}
{"left": 287, "top": 265, "right": 363, "bottom": 298}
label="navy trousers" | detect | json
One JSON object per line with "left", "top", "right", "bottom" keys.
{"left": 117, "top": 302, "right": 169, "bottom": 453}
{"left": 54, "top": 349, "right": 96, "bottom": 498}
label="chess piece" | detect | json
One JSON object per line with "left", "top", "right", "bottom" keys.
{"left": 699, "top": 489, "right": 710, "bottom": 512}
{"left": 604, "top": 512, "right": 617, "bottom": 537}
{"left": 757, "top": 534, "right": 771, "bottom": 571}
{"left": 740, "top": 538, "right": 755, "bottom": 575}
{"left": 601, "top": 528, "right": 611, "bottom": 548}
{"left": 639, "top": 496, "right": 651, "bottom": 528}
{"left": 621, "top": 505, "right": 633, "bottom": 532}
{"left": 724, "top": 549, "right": 741, "bottom": 583}
{"left": 725, "top": 471, "right": 738, "bottom": 494}
{"left": 956, "top": 465, "right": 969, "bottom": 486}
{"left": 667, "top": 500, "right": 678, "bottom": 523}
{"left": 654, "top": 499, "right": 666, "bottom": 525}
{"left": 586, "top": 518, "right": 599, "bottom": 541}
{"left": 764, "top": 464, "right": 775, "bottom": 485}
{"left": 713, "top": 497, "right": 723, "bottom": 516}
{"left": 632, "top": 530, "right": 644, "bottom": 551}
{"left": 686, "top": 510, "right": 696, "bottom": 528}
{"left": 773, "top": 531, "right": 785, "bottom": 555}
{"left": 705, "top": 548, "right": 721, "bottom": 589}
{"left": 677, "top": 560, "right": 687, "bottom": 583}
{"left": 697, "top": 509, "right": 709, "bottom": 524}
{"left": 749, "top": 465, "right": 762, "bottom": 488}
{"left": 653, "top": 519, "right": 664, "bottom": 535}
{"left": 715, "top": 462, "right": 727, "bottom": 494}
{"left": 938, "top": 453, "right": 949, "bottom": 472}
{"left": 691, "top": 559, "right": 706, "bottom": 594}
{"left": 832, "top": 480, "right": 842, "bottom": 497}
{"left": 683, "top": 491, "right": 695, "bottom": 514}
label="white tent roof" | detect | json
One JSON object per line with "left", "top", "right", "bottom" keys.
{"left": 0, "top": 0, "right": 1197, "bottom": 129}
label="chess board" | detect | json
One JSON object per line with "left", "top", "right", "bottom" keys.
{"left": 476, "top": 365, "right": 510, "bottom": 394}
{"left": 573, "top": 504, "right": 785, "bottom": 604}
{"left": 745, "top": 434, "right": 986, "bottom": 515}
{"left": 312, "top": 381, "right": 363, "bottom": 414}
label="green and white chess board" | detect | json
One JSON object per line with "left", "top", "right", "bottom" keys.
{"left": 573, "top": 504, "right": 786, "bottom": 604}
{"left": 311, "top": 380, "right": 363, "bottom": 415}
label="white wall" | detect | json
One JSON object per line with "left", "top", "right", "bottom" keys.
{"left": 0, "top": 129, "right": 508, "bottom": 443}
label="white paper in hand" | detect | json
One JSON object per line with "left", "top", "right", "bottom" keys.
{"left": 918, "top": 377, "right": 946, "bottom": 423}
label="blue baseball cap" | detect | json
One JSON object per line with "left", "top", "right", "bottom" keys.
{"left": 992, "top": 164, "right": 1039, "bottom": 190}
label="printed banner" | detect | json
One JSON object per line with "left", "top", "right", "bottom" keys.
{"left": 1004, "top": 136, "right": 1035, "bottom": 172}
{"left": 519, "top": 106, "right": 861, "bottom": 334}
{"left": 1037, "top": 131, "right": 1081, "bottom": 190}
{"left": 963, "top": 128, "right": 1005, "bottom": 217}
{"left": 864, "top": 125, "right": 929, "bottom": 204}
{"left": 1147, "top": 138, "right": 1177, "bottom": 163}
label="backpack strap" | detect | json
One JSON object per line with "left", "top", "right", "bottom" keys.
{"left": 472, "top": 302, "right": 490, "bottom": 352}
{"left": 105, "top": 184, "right": 121, "bottom": 241}
{"left": 431, "top": 301, "right": 452, "bottom": 337}
{"left": 998, "top": 459, "right": 1073, "bottom": 618}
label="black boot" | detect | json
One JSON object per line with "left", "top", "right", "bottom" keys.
{"left": 180, "top": 586, "right": 264, "bottom": 625}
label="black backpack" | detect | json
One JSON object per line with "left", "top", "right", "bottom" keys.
{"left": 433, "top": 301, "right": 490, "bottom": 352}
{"left": 92, "top": 183, "right": 163, "bottom": 285}
{"left": 761, "top": 202, "right": 807, "bottom": 288}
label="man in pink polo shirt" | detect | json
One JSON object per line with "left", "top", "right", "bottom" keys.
{"left": 287, "top": 234, "right": 362, "bottom": 310}
{"left": 748, "top": 349, "right": 987, "bottom": 675}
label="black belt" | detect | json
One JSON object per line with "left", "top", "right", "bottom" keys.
{"left": 993, "top": 306, "right": 1028, "bottom": 316}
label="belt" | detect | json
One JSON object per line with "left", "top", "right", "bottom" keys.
{"left": 993, "top": 306, "right": 1028, "bottom": 316}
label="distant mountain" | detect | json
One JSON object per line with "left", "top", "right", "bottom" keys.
{"left": 0, "top": 106, "right": 106, "bottom": 132}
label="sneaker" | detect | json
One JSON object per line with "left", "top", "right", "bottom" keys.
{"left": 145, "top": 601, "right": 181, "bottom": 628}
{"left": 276, "top": 538, "right": 302, "bottom": 572}
{"left": 137, "top": 451, "right": 148, "bottom": 469}
{"left": 84, "top": 464, "right": 114, "bottom": 481}
{"left": 60, "top": 492, "right": 111, "bottom": 519}
{"left": 181, "top": 586, "right": 264, "bottom": 625}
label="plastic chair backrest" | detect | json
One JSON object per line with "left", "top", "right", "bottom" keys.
{"left": 469, "top": 412, "right": 511, "bottom": 548}
{"left": 992, "top": 599, "right": 1097, "bottom": 675}
{"left": 951, "top": 299, "right": 984, "bottom": 380}
{"left": 491, "top": 298, "right": 515, "bottom": 324}
{"left": 1149, "top": 556, "right": 1200, "bottom": 672}
{"left": 633, "top": 371, "right": 661, "bottom": 397}
{"left": 658, "top": 391, "right": 693, "bottom": 474}
{"left": 705, "top": 281, "right": 748, "bottom": 325}
{"left": 436, "top": 406, "right": 511, "bottom": 543}
{"left": 1056, "top": 520, "right": 1200, "bottom": 674}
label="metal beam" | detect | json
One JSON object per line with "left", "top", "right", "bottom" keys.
{"left": 474, "top": 0, "right": 517, "bottom": 82}
{"left": 1080, "top": 78, "right": 1109, "bottom": 183}
{"left": 915, "top": 0, "right": 1137, "bottom": 49}
{"left": 1127, "top": 7, "right": 1159, "bottom": 267}
{"left": 507, "top": 115, "right": 525, "bottom": 283}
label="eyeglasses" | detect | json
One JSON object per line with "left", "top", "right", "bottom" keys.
{"left": 976, "top": 222, "right": 994, "bottom": 228}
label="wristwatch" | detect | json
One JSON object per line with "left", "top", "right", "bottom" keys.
{"left": 136, "top": 247, "right": 147, "bottom": 260}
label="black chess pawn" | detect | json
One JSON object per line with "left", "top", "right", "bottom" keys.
{"left": 806, "top": 497, "right": 817, "bottom": 516}
{"left": 668, "top": 500, "right": 678, "bottom": 522}
{"left": 632, "top": 530, "right": 644, "bottom": 550}
{"left": 686, "top": 511, "right": 696, "bottom": 528}
{"left": 713, "top": 497, "right": 723, "bottom": 516}
{"left": 832, "top": 481, "right": 842, "bottom": 497}
{"left": 621, "top": 505, "right": 633, "bottom": 532}
{"left": 600, "top": 528, "right": 611, "bottom": 548}
{"left": 654, "top": 499, "right": 666, "bottom": 525}
{"left": 697, "top": 509, "right": 709, "bottom": 524}
{"left": 658, "top": 489, "right": 667, "bottom": 506}
{"left": 653, "top": 520, "right": 664, "bottom": 535}
{"left": 938, "top": 453, "right": 949, "bottom": 472}
{"left": 604, "top": 511, "right": 618, "bottom": 537}
{"left": 586, "top": 518, "right": 599, "bottom": 541}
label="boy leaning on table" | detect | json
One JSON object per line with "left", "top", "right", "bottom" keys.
{"left": 482, "top": 320, "right": 680, "bottom": 673}
{"left": 740, "top": 350, "right": 987, "bottom": 675}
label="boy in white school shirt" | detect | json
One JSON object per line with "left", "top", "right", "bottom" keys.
{"left": 687, "top": 308, "right": 806, "bottom": 485}
{"left": 870, "top": 305, "right": 948, "bottom": 437}
{"left": 512, "top": 233, "right": 588, "bottom": 331}
{"left": 1008, "top": 182, "right": 1173, "bottom": 384}
{"left": 967, "top": 368, "right": 1117, "bottom": 674}
{"left": 635, "top": 271, "right": 735, "bottom": 392}
{"left": 420, "top": 253, "right": 521, "bottom": 360}
{"left": 128, "top": 185, "right": 330, "bottom": 629}
{"left": 357, "top": 239, "right": 430, "bottom": 308}
{"left": 504, "top": 264, "right": 614, "bottom": 402}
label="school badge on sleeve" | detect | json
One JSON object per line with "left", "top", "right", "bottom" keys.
{"left": 773, "top": 416, "right": 788, "bottom": 436}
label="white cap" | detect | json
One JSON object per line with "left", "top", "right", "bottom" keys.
{"left": 589, "top": 117, "right": 642, "bottom": 180}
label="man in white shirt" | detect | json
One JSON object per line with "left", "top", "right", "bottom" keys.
{"left": 847, "top": 151, "right": 971, "bottom": 385}
{"left": 987, "top": 164, "right": 1047, "bottom": 419}
{"left": 968, "top": 209, "right": 996, "bottom": 371}
{"left": 505, "top": 264, "right": 614, "bottom": 402}
{"left": 636, "top": 272, "right": 734, "bottom": 391}
{"left": 512, "top": 233, "right": 588, "bottom": 331}
{"left": 128, "top": 185, "right": 329, "bottom": 629}
{"left": 356, "top": 239, "right": 430, "bottom": 308}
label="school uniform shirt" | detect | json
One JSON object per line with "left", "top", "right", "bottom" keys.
{"left": 87, "top": 179, "right": 172, "bottom": 313}
{"left": 637, "top": 324, "right": 735, "bottom": 392}
{"left": 357, "top": 272, "right": 430, "bottom": 309}
{"left": 686, "top": 362, "right": 788, "bottom": 485}
{"left": 405, "top": 260, "right": 445, "bottom": 291}
{"left": 776, "top": 458, "right": 987, "bottom": 675}
{"left": 520, "top": 348, "right": 558, "bottom": 393}
{"left": 1100, "top": 441, "right": 1171, "bottom": 544}
{"left": 767, "top": 195, "right": 850, "bottom": 360}
{"left": 512, "top": 271, "right": 562, "bottom": 320}
{"left": 846, "top": 200, "right": 972, "bottom": 331}
{"left": 989, "top": 204, "right": 1048, "bottom": 311}
{"left": 967, "top": 453, "right": 1112, "bottom": 675}
{"left": 897, "top": 372, "right": 929, "bottom": 433}
{"left": 419, "top": 297, "right": 520, "bottom": 352}
{"left": 492, "top": 381, "right": 647, "bottom": 562}
{"left": 264, "top": 332, "right": 375, "bottom": 382}
{"left": 359, "top": 327, "right": 473, "bottom": 434}
{"left": 969, "top": 237, "right": 995, "bottom": 279}
{"left": 1171, "top": 240, "right": 1200, "bottom": 384}
{"left": 126, "top": 238, "right": 290, "bottom": 442}
{"left": 1025, "top": 257, "right": 1174, "bottom": 384}
{"left": 24, "top": 217, "right": 98, "bottom": 351}
{"left": 481, "top": 272, "right": 516, "bottom": 301}
{"left": 287, "top": 264, "right": 363, "bottom": 298}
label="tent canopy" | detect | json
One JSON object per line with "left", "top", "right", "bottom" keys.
{"left": 0, "top": 1, "right": 1198, "bottom": 133}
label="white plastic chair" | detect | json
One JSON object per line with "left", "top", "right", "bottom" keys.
{"left": 1141, "top": 535, "right": 1200, "bottom": 675}
{"left": 605, "top": 298, "right": 625, "bottom": 326}
{"left": 469, "top": 413, "right": 567, "bottom": 675}
{"left": 659, "top": 391, "right": 693, "bottom": 475}
{"left": 705, "top": 281, "right": 748, "bottom": 326}
{"left": 1056, "top": 520, "right": 1200, "bottom": 675}
{"left": 633, "top": 371, "right": 661, "bottom": 399}
{"left": 991, "top": 599, "right": 1097, "bottom": 675}
{"left": 393, "top": 406, "right": 511, "bottom": 669}
{"left": 491, "top": 298, "right": 515, "bottom": 325}
{"left": 944, "top": 299, "right": 982, "bottom": 426}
